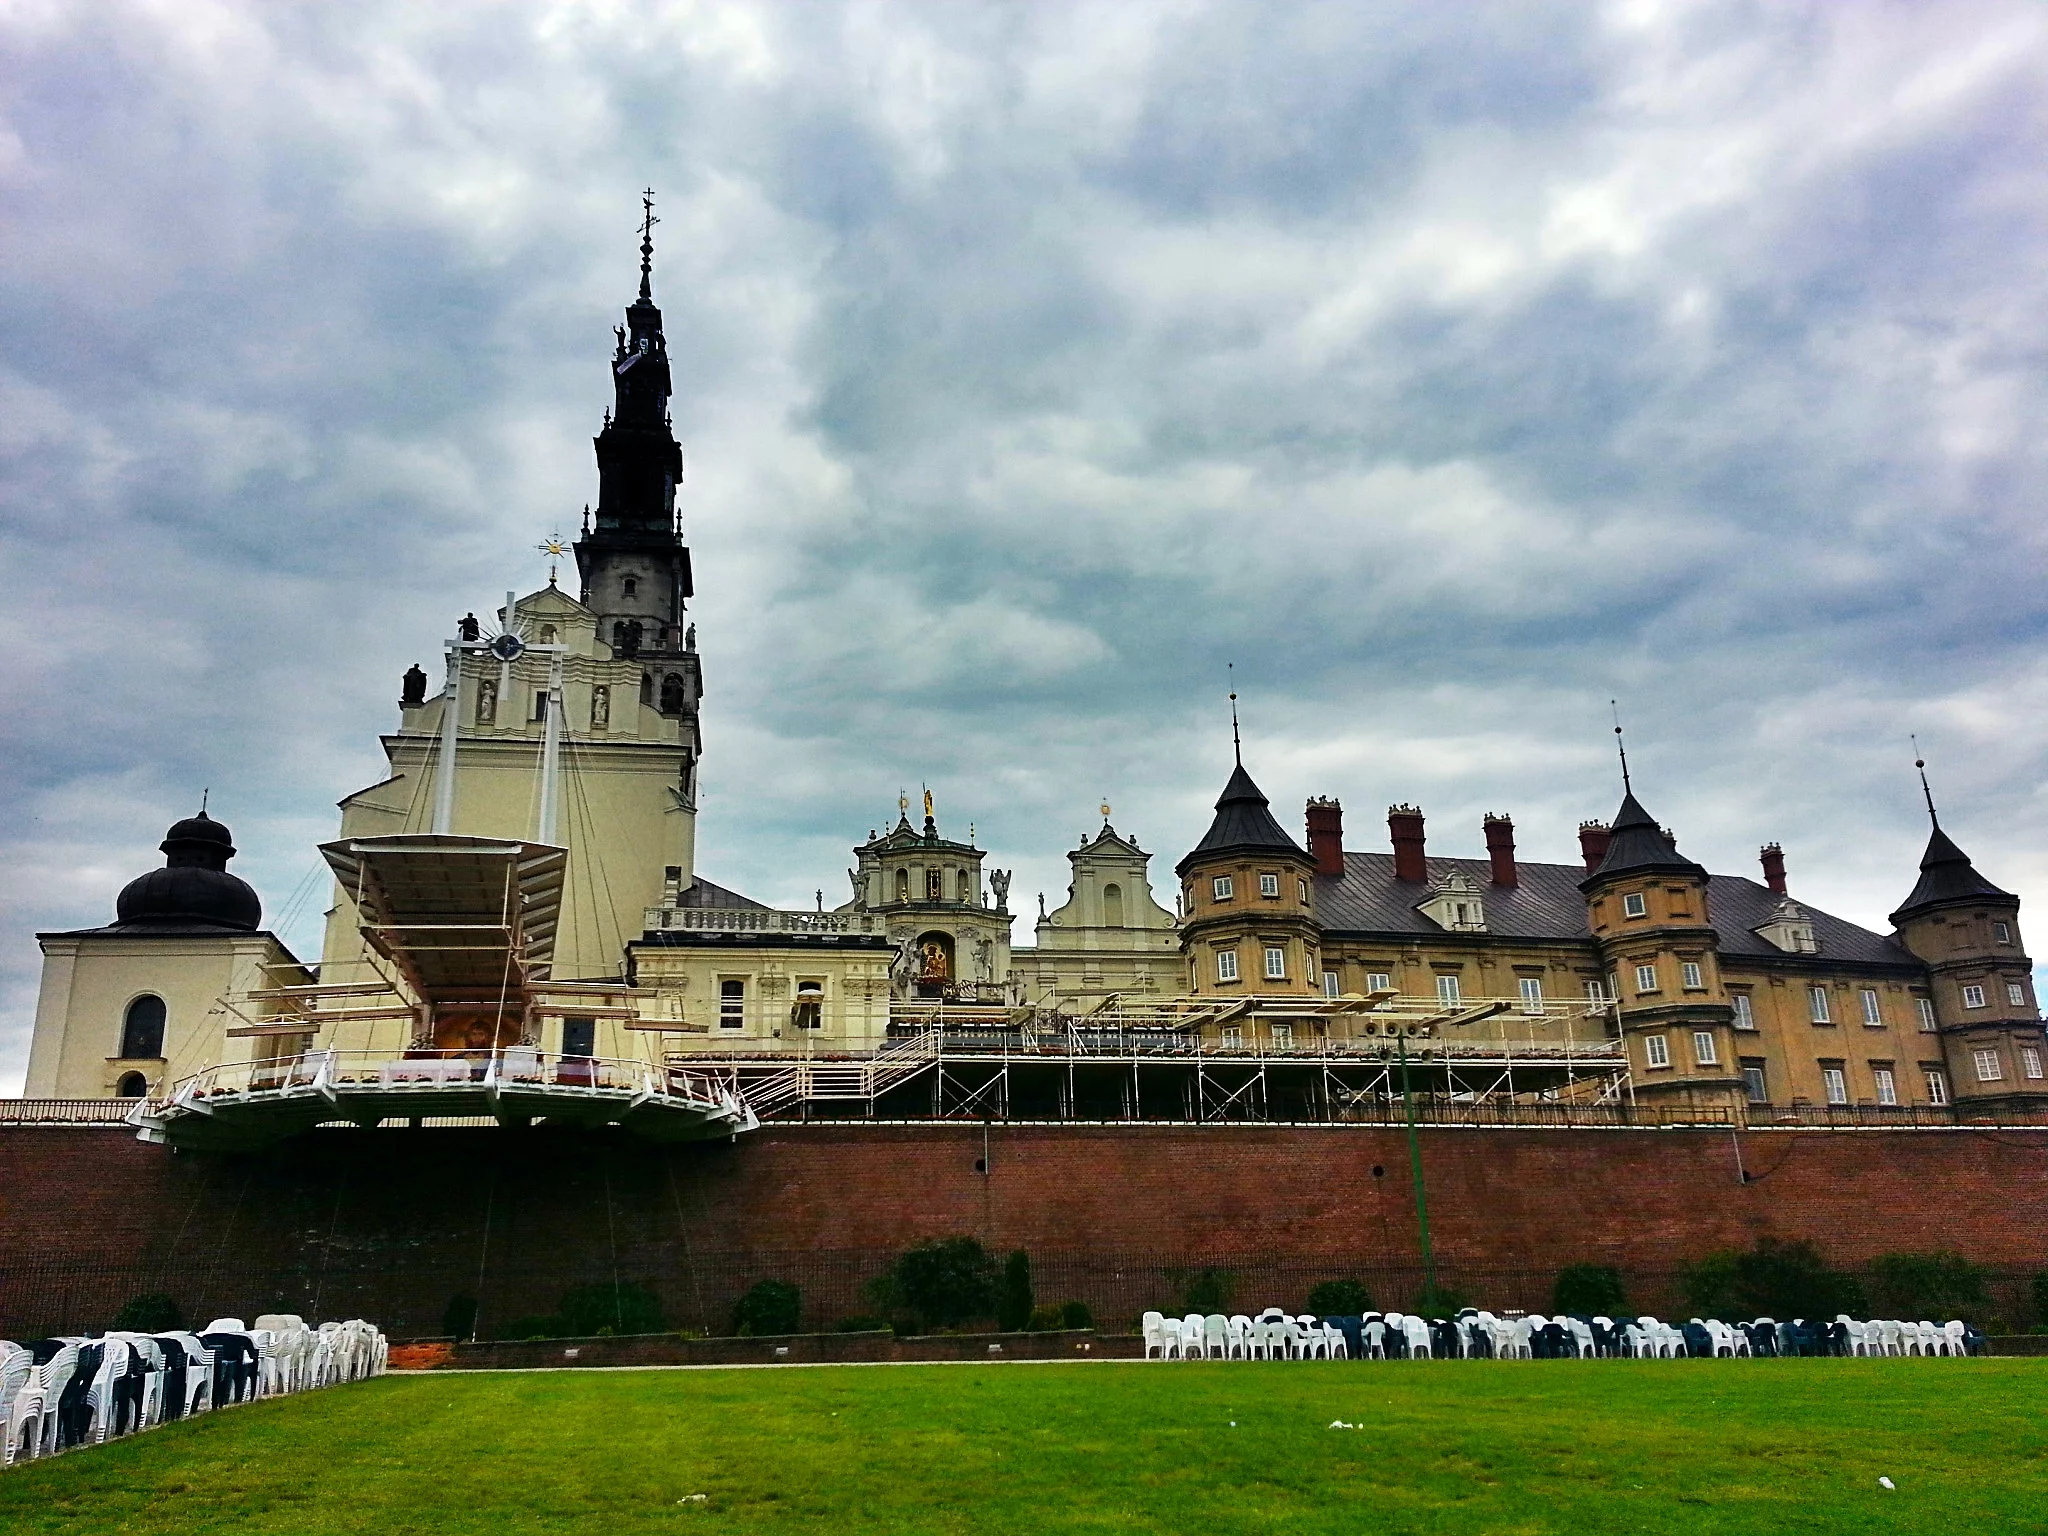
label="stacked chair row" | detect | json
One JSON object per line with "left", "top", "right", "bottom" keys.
{"left": 1142, "top": 1308, "right": 1987, "bottom": 1361}
{"left": 1, "top": 1314, "right": 388, "bottom": 1467}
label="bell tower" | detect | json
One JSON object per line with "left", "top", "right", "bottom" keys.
{"left": 572, "top": 191, "right": 702, "bottom": 785}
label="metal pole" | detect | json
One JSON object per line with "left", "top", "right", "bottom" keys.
{"left": 433, "top": 645, "right": 462, "bottom": 834}
{"left": 1399, "top": 1033, "right": 1438, "bottom": 1304}
{"left": 537, "top": 650, "right": 564, "bottom": 844}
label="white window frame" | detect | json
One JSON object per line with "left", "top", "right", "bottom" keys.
{"left": 1742, "top": 1064, "right": 1768, "bottom": 1103}
{"left": 792, "top": 979, "right": 825, "bottom": 1031}
{"left": 1643, "top": 1034, "right": 1670, "bottom": 1069}
{"left": 1366, "top": 971, "right": 1394, "bottom": 995}
{"left": 1821, "top": 1066, "right": 1848, "bottom": 1106}
{"left": 1995, "top": 921, "right": 2012, "bottom": 944}
{"left": 1220, "top": 1025, "right": 1242, "bottom": 1050}
{"left": 1974, "top": 1047, "right": 2003, "bottom": 1083}
{"left": 1271, "top": 1023, "right": 1293, "bottom": 1049}
{"left": 1436, "top": 973, "right": 1461, "bottom": 1005}
{"left": 1962, "top": 984, "right": 1986, "bottom": 1010}
{"left": 718, "top": 978, "right": 746, "bottom": 1030}
{"left": 2023, "top": 1045, "right": 2044, "bottom": 1080}
{"left": 1873, "top": 1067, "right": 1897, "bottom": 1106}
{"left": 1216, "top": 949, "right": 1239, "bottom": 983}
{"left": 1258, "top": 872, "right": 1280, "bottom": 899}
{"left": 1808, "top": 986, "right": 1831, "bottom": 1024}
{"left": 1926, "top": 1068, "right": 1949, "bottom": 1106}
{"left": 1634, "top": 963, "right": 1659, "bottom": 996}
{"left": 1212, "top": 875, "right": 1234, "bottom": 902}
{"left": 1681, "top": 962, "right": 1704, "bottom": 990}
{"left": 2008, "top": 981, "right": 2028, "bottom": 1009}
{"left": 1860, "top": 989, "right": 1881, "bottom": 1026}
{"left": 1692, "top": 1030, "right": 1718, "bottom": 1066}
{"left": 1916, "top": 996, "right": 1938, "bottom": 1032}
{"left": 1731, "top": 993, "right": 1755, "bottom": 1030}
{"left": 1621, "top": 892, "right": 1648, "bottom": 918}
{"left": 1586, "top": 979, "right": 1607, "bottom": 1004}
{"left": 1518, "top": 977, "right": 1544, "bottom": 1014}
{"left": 1322, "top": 970, "right": 1339, "bottom": 999}
{"left": 1298, "top": 878, "right": 1310, "bottom": 903}
{"left": 1263, "top": 945, "right": 1287, "bottom": 981}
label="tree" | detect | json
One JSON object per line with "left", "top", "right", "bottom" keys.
{"left": 558, "top": 1281, "right": 665, "bottom": 1337}
{"left": 1683, "top": 1239, "right": 1866, "bottom": 1319}
{"left": 892, "top": 1237, "right": 997, "bottom": 1330}
{"left": 1180, "top": 1268, "right": 1234, "bottom": 1313}
{"left": 440, "top": 1294, "right": 479, "bottom": 1340}
{"left": 1552, "top": 1265, "right": 1627, "bottom": 1318}
{"left": 997, "top": 1250, "right": 1034, "bottom": 1333}
{"left": 732, "top": 1280, "right": 803, "bottom": 1337}
{"left": 1867, "top": 1252, "right": 1989, "bottom": 1324}
{"left": 1306, "top": 1278, "right": 1374, "bottom": 1316}
{"left": 112, "top": 1292, "right": 181, "bottom": 1332}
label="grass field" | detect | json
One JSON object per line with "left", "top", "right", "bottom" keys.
{"left": 3, "top": 1359, "right": 2044, "bottom": 1534}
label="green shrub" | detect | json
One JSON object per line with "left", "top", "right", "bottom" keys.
{"left": 1026, "top": 1304, "right": 1066, "bottom": 1332}
{"left": 112, "top": 1292, "right": 182, "bottom": 1333}
{"left": 890, "top": 1237, "right": 997, "bottom": 1330}
{"left": 732, "top": 1280, "right": 803, "bottom": 1337}
{"left": 1682, "top": 1239, "right": 1866, "bottom": 1320}
{"left": 1411, "top": 1284, "right": 1468, "bottom": 1318}
{"left": 1867, "top": 1251, "right": 1990, "bottom": 1324}
{"left": 1059, "top": 1299, "right": 1093, "bottom": 1330}
{"left": 440, "top": 1294, "right": 479, "bottom": 1340}
{"left": 997, "top": 1250, "right": 1034, "bottom": 1333}
{"left": 557, "top": 1282, "right": 665, "bottom": 1337}
{"left": 1179, "top": 1268, "right": 1234, "bottom": 1313}
{"left": 1551, "top": 1265, "right": 1627, "bottom": 1318}
{"left": 834, "top": 1315, "right": 891, "bottom": 1333}
{"left": 494, "top": 1316, "right": 564, "bottom": 1341}
{"left": 1306, "top": 1279, "right": 1374, "bottom": 1316}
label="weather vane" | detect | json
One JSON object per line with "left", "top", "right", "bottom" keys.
{"left": 537, "top": 533, "right": 570, "bottom": 586}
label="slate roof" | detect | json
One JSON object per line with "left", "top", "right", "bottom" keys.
{"left": 1585, "top": 791, "right": 1706, "bottom": 885}
{"left": 1176, "top": 764, "right": 1305, "bottom": 875}
{"left": 675, "top": 875, "right": 768, "bottom": 911}
{"left": 1890, "top": 827, "right": 2013, "bottom": 923}
{"left": 1315, "top": 852, "right": 1921, "bottom": 969}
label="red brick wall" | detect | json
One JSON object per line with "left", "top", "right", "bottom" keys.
{"left": 3, "top": 1123, "right": 2045, "bottom": 1337}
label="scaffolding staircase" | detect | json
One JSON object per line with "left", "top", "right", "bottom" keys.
{"left": 728, "top": 1029, "right": 943, "bottom": 1119}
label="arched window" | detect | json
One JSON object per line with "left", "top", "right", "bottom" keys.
{"left": 660, "top": 674, "right": 686, "bottom": 713}
{"left": 1102, "top": 883, "right": 1125, "bottom": 929}
{"left": 622, "top": 576, "right": 638, "bottom": 598}
{"left": 120, "top": 995, "right": 166, "bottom": 1059}
{"left": 640, "top": 672, "right": 654, "bottom": 705}
{"left": 958, "top": 869, "right": 974, "bottom": 903}
{"left": 895, "top": 869, "right": 911, "bottom": 903}
{"left": 116, "top": 1072, "right": 148, "bottom": 1099}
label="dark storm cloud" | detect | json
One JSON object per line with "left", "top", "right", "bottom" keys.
{"left": 4, "top": 0, "right": 2046, "bottom": 1088}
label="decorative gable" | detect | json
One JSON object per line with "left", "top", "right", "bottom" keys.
{"left": 1417, "top": 871, "right": 1488, "bottom": 933}
{"left": 1754, "top": 898, "right": 1820, "bottom": 955}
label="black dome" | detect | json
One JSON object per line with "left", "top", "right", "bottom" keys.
{"left": 112, "top": 813, "right": 261, "bottom": 931}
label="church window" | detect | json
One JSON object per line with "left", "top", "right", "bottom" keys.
{"left": 2008, "top": 981, "right": 2028, "bottom": 1008}
{"left": 1874, "top": 1066, "right": 1897, "bottom": 1105}
{"left": 532, "top": 690, "right": 549, "bottom": 722}
{"left": 1634, "top": 964, "right": 1659, "bottom": 996}
{"left": 1259, "top": 873, "right": 1280, "bottom": 898}
{"left": 1102, "top": 883, "right": 1124, "bottom": 928}
{"left": 1216, "top": 949, "right": 1239, "bottom": 983}
{"left": 895, "top": 870, "right": 911, "bottom": 903}
{"left": 1962, "top": 984, "right": 1986, "bottom": 1010}
{"left": 1731, "top": 992, "right": 1755, "bottom": 1029}
{"left": 2023, "top": 1046, "right": 2044, "bottom": 1080}
{"left": 1644, "top": 1034, "right": 1669, "bottom": 1069}
{"left": 1212, "top": 876, "right": 1233, "bottom": 902}
{"left": 1263, "top": 945, "right": 1287, "bottom": 980}
{"left": 613, "top": 620, "right": 643, "bottom": 658}
{"left": 1367, "top": 972, "right": 1394, "bottom": 995}
{"left": 1692, "top": 1030, "right": 1718, "bottom": 1066}
{"left": 1436, "top": 973, "right": 1461, "bottom": 1005}
{"left": 719, "top": 980, "right": 746, "bottom": 1030}
{"left": 660, "top": 674, "right": 686, "bottom": 713}
{"left": 792, "top": 981, "right": 823, "bottom": 1032}
{"left": 1682, "top": 962, "right": 1704, "bottom": 990}
{"left": 1996, "top": 921, "right": 2012, "bottom": 943}
{"left": 1916, "top": 996, "right": 1938, "bottom": 1031}
{"left": 1861, "top": 989, "right": 1882, "bottom": 1025}
{"left": 1974, "top": 1047, "right": 2003, "bottom": 1082}
{"left": 1622, "top": 892, "right": 1648, "bottom": 918}
{"left": 1519, "top": 978, "right": 1544, "bottom": 1014}
{"left": 539, "top": 625, "right": 557, "bottom": 644}
{"left": 116, "top": 1072, "right": 148, "bottom": 1098}
{"left": 1925, "top": 1068, "right": 1949, "bottom": 1105}
{"left": 927, "top": 868, "right": 944, "bottom": 901}
{"left": 120, "top": 995, "right": 166, "bottom": 1060}
{"left": 959, "top": 870, "right": 974, "bottom": 903}
{"left": 1822, "top": 1065, "right": 1848, "bottom": 1104}
{"left": 1807, "top": 985, "right": 1832, "bottom": 1023}
{"left": 622, "top": 577, "right": 638, "bottom": 598}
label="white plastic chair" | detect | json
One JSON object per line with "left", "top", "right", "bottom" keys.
{"left": 1361, "top": 1318, "right": 1387, "bottom": 1360}
{"left": 1943, "top": 1320, "right": 1968, "bottom": 1357}
{"left": 1181, "top": 1314, "right": 1207, "bottom": 1359}
{"left": 1322, "top": 1322, "right": 1349, "bottom": 1359}
{"left": 1226, "top": 1315, "right": 1252, "bottom": 1360}
{"left": 0, "top": 1347, "right": 32, "bottom": 1466}
{"left": 1203, "top": 1315, "right": 1230, "bottom": 1360}
{"left": 1403, "top": 1315, "right": 1433, "bottom": 1359}
{"left": 1142, "top": 1311, "right": 1169, "bottom": 1360}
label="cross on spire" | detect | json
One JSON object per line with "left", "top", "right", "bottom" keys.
{"left": 638, "top": 188, "right": 658, "bottom": 300}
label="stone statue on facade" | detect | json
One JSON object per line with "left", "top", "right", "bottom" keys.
{"left": 989, "top": 869, "right": 1012, "bottom": 910}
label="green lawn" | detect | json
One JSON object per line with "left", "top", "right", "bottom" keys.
{"left": 3, "top": 1359, "right": 2043, "bottom": 1534}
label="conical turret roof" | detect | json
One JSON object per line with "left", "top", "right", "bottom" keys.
{"left": 1176, "top": 764, "right": 1305, "bottom": 876}
{"left": 1579, "top": 790, "right": 1706, "bottom": 889}
{"left": 1890, "top": 826, "right": 2012, "bottom": 923}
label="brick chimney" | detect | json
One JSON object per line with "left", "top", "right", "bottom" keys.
{"left": 1388, "top": 804, "right": 1426, "bottom": 883}
{"left": 1578, "top": 820, "right": 1612, "bottom": 873}
{"left": 1305, "top": 797, "right": 1344, "bottom": 878}
{"left": 1483, "top": 814, "right": 1518, "bottom": 887}
{"left": 1760, "top": 842, "right": 1787, "bottom": 895}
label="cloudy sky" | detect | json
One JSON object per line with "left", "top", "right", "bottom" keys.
{"left": 4, "top": 0, "right": 2046, "bottom": 1090}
